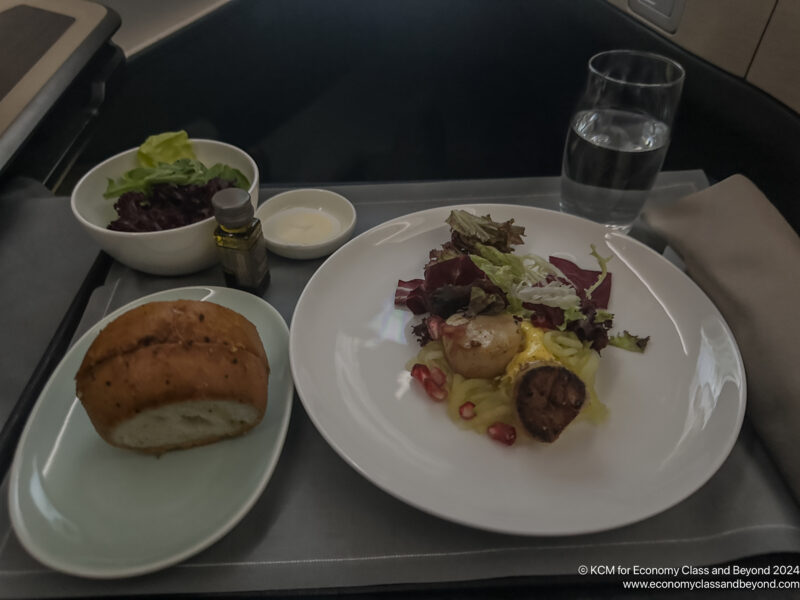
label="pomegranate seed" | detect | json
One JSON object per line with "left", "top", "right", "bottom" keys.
{"left": 427, "top": 315, "right": 446, "bottom": 340}
{"left": 459, "top": 401, "right": 476, "bottom": 420}
{"left": 424, "top": 380, "right": 448, "bottom": 402}
{"left": 429, "top": 366, "right": 447, "bottom": 387}
{"left": 487, "top": 422, "right": 516, "bottom": 446}
{"left": 410, "top": 363, "right": 431, "bottom": 384}
{"left": 411, "top": 363, "right": 447, "bottom": 401}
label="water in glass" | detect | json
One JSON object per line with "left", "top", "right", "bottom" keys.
{"left": 560, "top": 108, "right": 670, "bottom": 231}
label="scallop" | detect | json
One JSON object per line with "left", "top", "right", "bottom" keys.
{"left": 441, "top": 313, "right": 523, "bottom": 379}
{"left": 512, "top": 361, "right": 586, "bottom": 442}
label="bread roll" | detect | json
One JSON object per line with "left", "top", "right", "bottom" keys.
{"left": 75, "top": 300, "right": 269, "bottom": 454}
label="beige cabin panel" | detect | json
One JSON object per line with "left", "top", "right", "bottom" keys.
{"left": 747, "top": 0, "right": 800, "bottom": 113}
{"left": 605, "top": 0, "right": 775, "bottom": 77}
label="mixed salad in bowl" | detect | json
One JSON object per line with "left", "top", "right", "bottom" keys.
{"left": 104, "top": 131, "right": 250, "bottom": 232}
{"left": 70, "top": 131, "right": 258, "bottom": 275}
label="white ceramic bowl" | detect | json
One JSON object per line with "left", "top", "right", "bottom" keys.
{"left": 70, "top": 139, "right": 259, "bottom": 276}
{"left": 256, "top": 189, "right": 356, "bottom": 260}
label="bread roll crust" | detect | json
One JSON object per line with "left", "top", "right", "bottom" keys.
{"left": 75, "top": 300, "right": 269, "bottom": 453}
{"left": 77, "top": 300, "right": 267, "bottom": 380}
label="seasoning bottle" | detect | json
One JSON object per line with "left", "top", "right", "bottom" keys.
{"left": 212, "top": 188, "right": 270, "bottom": 296}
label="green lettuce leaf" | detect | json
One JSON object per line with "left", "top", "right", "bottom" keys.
{"left": 446, "top": 210, "right": 525, "bottom": 253}
{"left": 204, "top": 162, "right": 250, "bottom": 189}
{"left": 137, "top": 130, "right": 196, "bottom": 167}
{"left": 104, "top": 131, "right": 251, "bottom": 198}
{"left": 594, "top": 309, "right": 614, "bottom": 324}
{"left": 586, "top": 244, "right": 613, "bottom": 300}
{"left": 105, "top": 158, "right": 205, "bottom": 197}
{"left": 608, "top": 330, "right": 650, "bottom": 352}
{"left": 469, "top": 245, "right": 529, "bottom": 291}
{"left": 104, "top": 158, "right": 250, "bottom": 198}
{"left": 470, "top": 243, "right": 581, "bottom": 311}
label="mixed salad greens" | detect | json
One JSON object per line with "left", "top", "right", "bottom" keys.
{"left": 104, "top": 131, "right": 250, "bottom": 232}
{"left": 394, "top": 210, "right": 649, "bottom": 353}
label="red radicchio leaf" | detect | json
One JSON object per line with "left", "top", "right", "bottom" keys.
{"left": 526, "top": 258, "right": 615, "bottom": 352}
{"left": 395, "top": 279, "right": 426, "bottom": 314}
{"left": 395, "top": 255, "right": 506, "bottom": 318}
{"left": 425, "top": 254, "right": 489, "bottom": 288}
{"left": 549, "top": 256, "right": 612, "bottom": 308}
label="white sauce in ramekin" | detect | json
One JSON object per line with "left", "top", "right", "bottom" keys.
{"left": 262, "top": 207, "right": 341, "bottom": 245}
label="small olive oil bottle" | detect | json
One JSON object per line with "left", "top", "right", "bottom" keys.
{"left": 211, "top": 188, "right": 270, "bottom": 296}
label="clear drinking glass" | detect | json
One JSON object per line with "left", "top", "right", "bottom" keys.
{"left": 560, "top": 49, "right": 685, "bottom": 232}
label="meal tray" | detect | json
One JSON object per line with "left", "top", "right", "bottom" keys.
{"left": 1, "top": 173, "right": 799, "bottom": 598}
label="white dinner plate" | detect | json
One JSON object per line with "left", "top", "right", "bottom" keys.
{"left": 290, "top": 204, "right": 746, "bottom": 536}
{"left": 8, "top": 286, "right": 293, "bottom": 578}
